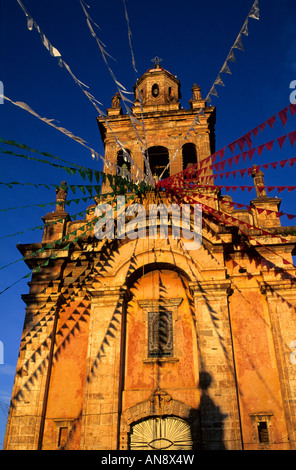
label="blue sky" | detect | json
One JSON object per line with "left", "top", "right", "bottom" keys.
{"left": 0, "top": 0, "right": 296, "bottom": 446}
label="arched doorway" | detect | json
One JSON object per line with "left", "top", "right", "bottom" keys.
{"left": 129, "top": 416, "right": 193, "bottom": 450}
{"left": 147, "top": 146, "right": 170, "bottom": 180}
{"left": 182, "top": 143, "right": 197, "bottom": 170}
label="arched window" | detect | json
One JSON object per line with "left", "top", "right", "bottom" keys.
{"left": 117, "top": 149, "right": 131, "bottom": 178}
{"left": 147, "top": 146, "right": 170, "bottom": 181}
{"left": 182, "top": 143, "right": 197, "bottom": 170}
{"left": 152, "top": 83, "right": 159, "bottom": 98}
{"left": 129, "top": 416, "right": 193, "bottom": 450}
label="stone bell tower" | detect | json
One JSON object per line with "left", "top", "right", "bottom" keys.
{"left": 97, "top": 58, "right": 216, "bottom": 182}
{"left": 4, "top": 62, "right": 296, "bottom": 451}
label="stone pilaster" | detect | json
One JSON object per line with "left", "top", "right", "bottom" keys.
{"left": 80, "top": 286, "right": 128, "bottom": 450}
{"left": 189, "top": 280, "right": 242, "bottom": 450}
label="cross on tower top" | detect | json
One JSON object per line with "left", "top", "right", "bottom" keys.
{"left": 151, "top": 55, "right": 163, "bottom": 68}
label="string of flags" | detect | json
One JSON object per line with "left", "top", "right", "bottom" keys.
{"left": 78, "top": 0, "right": 154, "bottom": 184}
{"left": 15, "top": 0, "right": 152, "bottom": 186}
{"left": 205, "top": 0, "right": 260, "bottom": 104}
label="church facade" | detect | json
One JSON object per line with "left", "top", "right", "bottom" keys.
{"left": 3, "top": 63, "right": 296, "bottom": 450}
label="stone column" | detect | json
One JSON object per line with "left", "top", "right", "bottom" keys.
{"left": 80, "top": 286, "right": 128, "bottom": 450}
{"left": 189, "top": 280, "right": 242, "bottom": 450}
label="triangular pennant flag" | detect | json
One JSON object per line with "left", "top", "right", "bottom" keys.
{"left": 280, "top": 159, "right": 288, "bottom": 168}
{"left": 265, "top": 140, "right": 275, "bottom": 151}
{"left": 225, "top": 172, "right": 231, "bottom": 179}
{"left": 241, "top": 19, "right": 249, "bottom": 36}
{"left": 239, "top": 169, "right": 247, "bottom": 177}
{"left": 277, "top": 135, "right": 287, "bottom": 149}
{"left": 228, "top": 156, "right": 234, "bottom": 168}
{"left": 218, "top": 148, "right": 225, "bottom": 159}
{"left": 234, "top": 154, "right": 240, "bottom": 164}
{"left": 257, "top": 144, "right": 265, "bottom": 155}
{"left": 242, "top": 152, "right": 248, "bottom": 163}
{"left": 289, "top": 158, "right": 296, "bottom": 167}
{"left": 227, "top": 49, "right": 236, "bottom": 63}
{"left": 249, "top": 0, "right": 260, "bottom": 20}
{"left": 262, "top": 163, "right": 269, "bottom": 169}
{"left": 252, "top": 127, "right": 259, "bottom": 137}
{"left": 233, "top": 34, "right": 244, "bottom": 51}
{"left": 220, "top": 160, "right": 226, "bottom": 171}
{"left": 237, "top": 137, "right": 246, "bottom": 152}
{"left": 267, "top": 115, "right": 276, "bottom": 128}
{"left": 278, "top": 108, "right": 288, "bottom": 127}
{"left": 229, "top": 142, "right": 236, "bottom": 154}
{"left": 215, "top": 75, "right": 225, "bottom": 87}
{"left": 248, "top": 148, "right": 256, "bottom": 161}
{"left": 287, "top": 212, "right": 296, "bottom": 219}
{"left": 270, "top": 161, "right": 278, "bottom": 169}
{"left": 289, "top": 103, "right": 296, "bottom": 116}
{"left": 232, "top": 170, "right": 238, "bottom": 179}
{"left": 259, "top": 122, "right": 266, "bottom": 132}
{"left": 220, "top": 62, "right": 232, "bottom": 74}
{"left": 289, "top": 130, "right": 296, "bottom": 147}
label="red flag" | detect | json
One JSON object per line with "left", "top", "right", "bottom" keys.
{"left": 248, "top": 148, "right": 256, "bottom": 161}
{"left": 218, "top": 148, "right": 225, "bottom": 159}
{"left": 252, "top": 127, "right": 259, "bottom": 137}
{"left": 234, "top": 154, "right": 240, "bottom": 164}
{"left": 229, "top": 142, "right": 236, "bottom": 154}
{"left": 237, "top": 138, "right": 246, "bottom": 152}
{"left": 257, "top": 208, "right": 265, "bottom": 214}
{"left": 228, "top": 156, "right": 234, "bottom": 168}
{"left": 277, "top": 135, "right": 287, "bottom": 149}
{"left": 270, "top": 161, "right": 278, "bottom": 169}
{"left": 289, "top": 157, "right": 296, "bottom": 167}
{"left": 280, "top": 159, "right": 288, "bottom": 168}
{"left": 288, "top": 186, "right": 296, "bottom": 192}
{"left": 257, "top": 144, "right": 265, "bottom": 155}
{"left": 262, "top": 163, "right": 269, "bottom": 169}
{"left": 242, "top": 152, "right": 248, "bottom": 163}
{"left": 259, "top": 122, "right": 266, "bottom": 132}
{"left": 267, "top": 186, "right": 275, "bottom": 192}
{"left": 283, "top": 258, "right": 290, "bottom": 265}
{"left": 239, "top": 169, "right": 247, "bottom": 177}
{"left": 267, "top": 115, "right": 276, "bottom": 128}
{"left": 220, "top": 160, "right": 226, "bottom": 171}
{"left": 232, "top": 170, "right": 238, "bottom": 178}
{"left": 277, "top": 186, "right": 285, "bottom": 192}
{"left": 214, "top": 162, "right": 220, "bottom": 171}
{"left": 289, "top": 103, "right": 296, "bottom": 116}
{"left": 245, "top": 132, "right": 253, "bottom": 149}
{"left": 289, "top": 130, "right": 296, "bottom": 147}
{"left": 278, "top": 108, "right": 288, "bottom": 126}
{"left": 287, "top": 214, "right": 296, "bottom": 220}
{"left": 265, "top": 140, "right": 275, "bottom": 151}
{"left": 225, "top": 172, "right": 231, "bottom": 178}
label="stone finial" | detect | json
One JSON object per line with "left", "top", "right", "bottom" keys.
{"left": 251, "top": 165, "right": 267, "bottom": 198}
{"left": 55, "top": 181, "right": 68, "bottom": 212}
{"left": 111, "top": 92, "right": 121, "bottom": 109}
